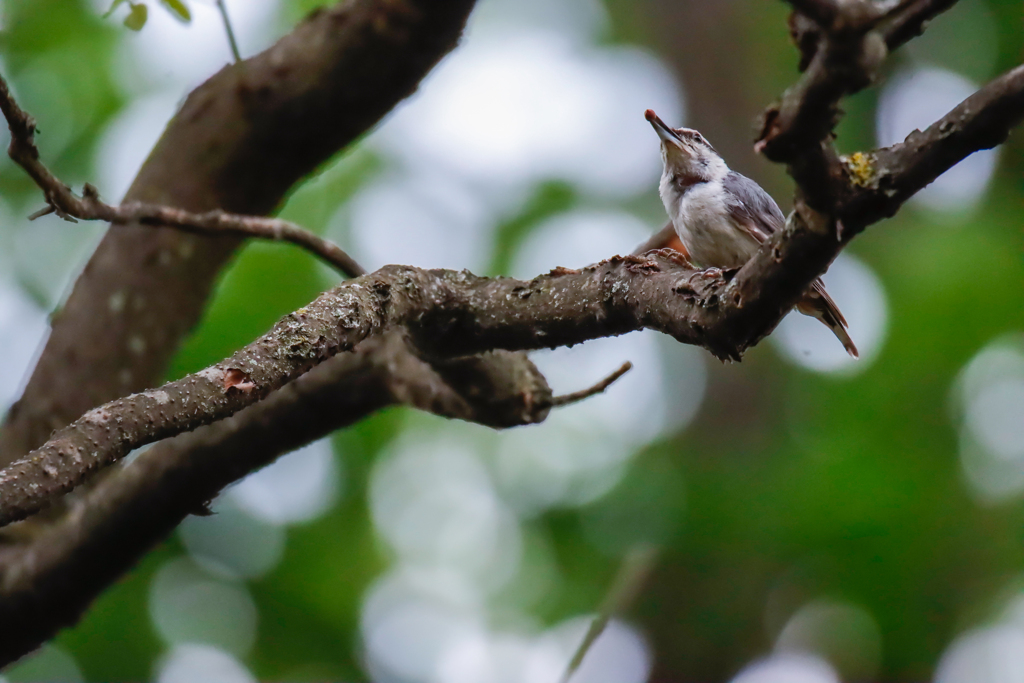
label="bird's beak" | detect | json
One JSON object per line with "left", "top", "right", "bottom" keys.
{"left": 645, "top": 109, "right": 682, "bottom": 145}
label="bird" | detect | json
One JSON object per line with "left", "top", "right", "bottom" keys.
{"left": 644, "top": 109, "right": 858, "bottom": 358}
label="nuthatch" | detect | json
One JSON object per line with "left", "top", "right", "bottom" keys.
{"left": 645, "top": 109, "right": 858, "bottom": 358}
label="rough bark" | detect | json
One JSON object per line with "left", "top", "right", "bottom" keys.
{"left": 0, "top": 0, "right": 1021, "bottom": 669}
{"left": 0, "top": 333, "right": 553, "bottom": 665}
{"left": 0, "top": 0, "right": 476, "bottom": 462}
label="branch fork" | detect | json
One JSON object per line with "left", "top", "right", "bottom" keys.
{"left": 0, "top": 0, "right": 1022, "bottom": 667}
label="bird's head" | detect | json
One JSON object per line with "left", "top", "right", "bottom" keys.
{"left": 645, "top": 109, "right": 726, "bottom": 186}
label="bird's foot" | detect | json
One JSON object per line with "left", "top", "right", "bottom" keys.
{"left": 649, "top": 247, "right": 692, "bottom": 268}
{"left": 692, "top": 266, "right": 723, "bottom": 281}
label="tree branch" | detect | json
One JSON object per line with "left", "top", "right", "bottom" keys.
{"left": 0, "top": 0, "right": 476, "bottom": 463}
{"left": 551, "top": 362, "right": 633, "bottom": 408}
{"left": 0, "top": 256, "right": 719, "bottom": 527}
{"left": 0, "top": 332, "right": 555, "bottom": 665}
{"left": 882, "top": 0, "right": 960, "bottom": 49}
{"left": 5, "top": 51, "right": 1024, "bottom": 523}
{"left": 756, "top": 9, "right": 887, "bottom": 210}
{"left": 0, "top": 74, "right": 365, "bottom": 277}
{"left": 842, "top": 63, "right": 1024, "bottom": 226}
{"left": 763, "top": 0, "right": 966, "bottom": 216}
{"left": 0, "top": 0, "right": 1021, "bottom": 664}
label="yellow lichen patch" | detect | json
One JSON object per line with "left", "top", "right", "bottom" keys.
{"left": 844, "top": 151, "right": 875, "bottom": 187}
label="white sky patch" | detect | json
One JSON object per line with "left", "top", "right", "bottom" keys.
{"left": 0, "top": 279, "right": 50, "bottom": 414}
{"left": 92, "top": 0, "right": 278, "bottom": 202}
{"left": 525, "top": 616, "right": 651, "bottom": 683}
{"left": 95, "top": 90, "right": 183, "bottom": 202}
{"left": 361, "top": 571, "right": 486, "bottom": 683}
{"left": 510, "top": 209, "right": 650, "bottom": 278}
{"left": 469, "top": 0, "right": 609, "bottom": 46}
{"left": 98, "top": 0, "right": 279, "bottom": 92}
{"left": 494, "top": 209, "right": 706, "bottom": 514}
{"left": 343, "top": 169, "right": 495, "bottom": 273}
{"left": 361, "top": 571, "right": 652, "bottom": 683}
{"left": 374, "top": 28, "right": 683, "bottom": 200}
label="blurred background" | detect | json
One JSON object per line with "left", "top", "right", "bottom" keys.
{"left": 0, "top": 0, "right": 1022, "bottom": 680}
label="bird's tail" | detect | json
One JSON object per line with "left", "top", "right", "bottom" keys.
{"left": 796, "top": 280, "right": 859, "bottom": 358}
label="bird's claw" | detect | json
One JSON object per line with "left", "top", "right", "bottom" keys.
{"left": 649, "top": 247, "right": 691, "bottom": 268}
{"left": 694, "top": 267, "right": 723, "bottom": 280}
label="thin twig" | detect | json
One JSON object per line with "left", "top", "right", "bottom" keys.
{"left": 215, "top": 0, "right": 242, "bottom": 63}
{"left": 0, "top": 73, "right": 365, "bottom": 278}
{"left": 551, "top": 362, "right": 633, "bottom": 408}
{"left": 560, "top": 545, "right": 660, "bottom": 683}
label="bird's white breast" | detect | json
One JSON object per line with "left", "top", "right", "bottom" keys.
{"left": 663, "top": 179, "right": 759, "bottom": 268}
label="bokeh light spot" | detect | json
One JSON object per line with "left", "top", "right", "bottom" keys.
{"left": 2, "top": 644, "right": 83, "bottom": 683}
{"left": 952, "top": 335, "right": 1024, "bottom": 502}
{"left": 178, "top": 496, "right": 285, "bottom": 579}
{"left": 934, "top": 625, "right": 1024, "bottom": 683}
{"left": 775, "top": 599, "right": 883, "bottom": 681}
{"left": 149, "top": 557, "right": 258, "bottom": 656}
{"left": 155, "top": 643, "right": 256, "bottom": 683}
{"left": 227, "top": 438, "right": 341, "bottom": 526}
{"left": 730, "top": 652, "right": 840, "bottom": 683}
{"left": 772, "top": 253, "right": 888, "bottom": 374}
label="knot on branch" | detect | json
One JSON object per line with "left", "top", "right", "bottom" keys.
{"left": 755, "top": 29, "right": 886, "bottom": 163}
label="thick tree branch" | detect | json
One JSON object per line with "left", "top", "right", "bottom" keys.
{"left": 0, "top": 333, "right": 554, "bottom": 665}
{"left": 0, "top": 0, "right": 1020, "bottom": 665}
{"left": 0, "top": 256, "right": 722, "bottom": 527}
{"left": 0, "top": 0, "right": 476, "bottom": 463}
{"left": 731, "top": 63, "right": 1023, "bottom": 355}
{"left": 757, "top": 12, "right": 887, "bottom": 210}
{"left": 842, "top": 63, "right": 1024, "bottom": 226}
{"left": 5, "top": 52, "right": 1024, "bottom": 526}
{"left": 762, "top": 0, "right": 963, "bottom": 215}
{"left": 0, "top": 74, "right": 364, "bottom": 277}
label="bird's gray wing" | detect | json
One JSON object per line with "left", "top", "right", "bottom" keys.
{"left": 722, "top": 171, "right": 786, "bottom": 244}
{"left": 725, "top": 172, "right": 836, "bottom": 310}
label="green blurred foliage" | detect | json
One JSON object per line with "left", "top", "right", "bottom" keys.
{"left": 0, "top": 0, "right": 1021, "bottom": 681}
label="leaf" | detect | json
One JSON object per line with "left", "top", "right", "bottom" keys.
{"left": 102, "top": 0, "right": 127, "bottom": 18}
{"left": 159, "top": 0, "right": 191, "bottom": 23}
{"left": 123, "top": 2, "right": 148, "bottom": 30}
